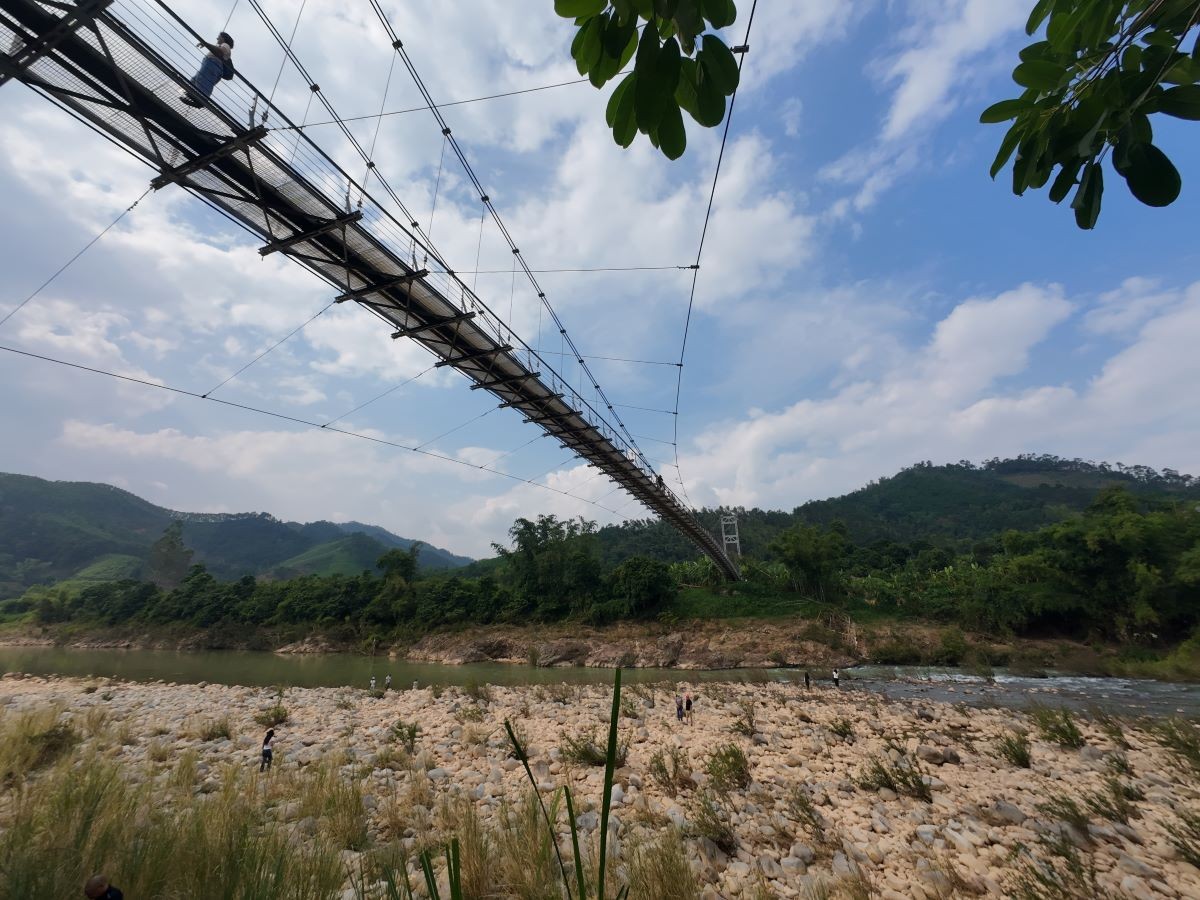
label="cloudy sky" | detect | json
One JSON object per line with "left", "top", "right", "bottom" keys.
{"left": 1, "top": 0, "right": 1198, "bottom": 558}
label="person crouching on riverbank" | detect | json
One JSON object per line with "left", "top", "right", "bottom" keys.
{"left": 260, "top": 729, "right": 274, "bottom": 772}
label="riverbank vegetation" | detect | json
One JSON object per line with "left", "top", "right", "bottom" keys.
{"left": 3, "top": 457, "right": 1199, "bottom": 677}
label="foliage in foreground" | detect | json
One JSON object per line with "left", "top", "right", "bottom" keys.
{"left": 555, "top": 0, "right": 741, "bottom": 160}
{"left": 985, "top": 0, "right": 1200, "bottom": 229}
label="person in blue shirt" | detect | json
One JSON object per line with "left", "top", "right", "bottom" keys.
{"left": 181, "top": 32, "right": 233, "bottom": 107}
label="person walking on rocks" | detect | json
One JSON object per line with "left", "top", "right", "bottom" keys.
{"left": 832, "top": 668, "right": 840, "bottom": 689}
{"left": 684, "top": 691, "right": 694, "bottom": 726}
{"left": 369, "top": 675, "right": 376, "bottom": 691}
{"left": 260, "top": 728, "right": 274, "bottom": 772}
{"left": 675, "top": 693, "right": 684, "bottom": 723}
{"left": 804, "top": 670, "right": 810, "bottom": 690}
{"left": 385, "top": 674, "right": 392, "bottom": 691}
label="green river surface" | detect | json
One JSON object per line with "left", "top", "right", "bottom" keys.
{"left": 2, "top": 646, "right": 1200, "bottom": 718}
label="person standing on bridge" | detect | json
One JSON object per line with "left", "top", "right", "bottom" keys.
{"left": 181, "top": 32, "right": 234, "bottom": 107}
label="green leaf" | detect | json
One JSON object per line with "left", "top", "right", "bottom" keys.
{"left": 979, "top": 98, "right": 1031, "bottom": 123}
{"left": 1025, "top": 0, "right": 1053, "bottom": 36}
{"left": 1019, "top": 40, "right": 1055, "bottom": 62}
{"left": 702, "top": 0, "right": 737, "bottom": 29}
{"left": 1121, "top": 142, "right": 1182, "bottom": 207}
{"left": 1011, "top": 140, "right": 1038, "bottom": 195}
{"left": 609, "top": 73, "right": 638, "bottom": 146}
{"left": 656, "top": 36, "right": 682, "bottom": 93}
{"left": 1143, "top": 30, "right": 1178, "bottom": 48}
{"left": 555, "top": 0, "right": 606, "bottom": 18}
{"left": 656, "top": 100, "right": 686, "bottom": 159}
{"left": 1048, "top": 159, "right": 1082, "bottom": 203}
{"left": 1071, "top": 160, "right": 1103, "bottom": 230}
{"left": 603, "top": 14, "right": 637, "bottom": 58}
{"left": 1158, "top": 84, "right": 1200, "bottom": 119}
{"left": 675, "top": 56, "right": 702, "bottom": 119}
{"left": 989, "top": 124, "right": 1023, "bottom": 179}
{"left": 635, "top": 27, "right": 669, "bottom": 133}
{"left": 1012, "top": 60, "right": 1065, "bottom": 91}
{"left": 573, "top": 16, "right": 604, "bottom": 76}
{"left": 694, "top": 64, "right": 726, "bottom": 126}
{"left": 1122, "top": 44, "right": 1143, "bottom": 72}
{"left": 699, "top": 34, "right": 739, "bottom": 95}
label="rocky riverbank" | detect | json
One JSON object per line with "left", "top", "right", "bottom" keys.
{"left": 2, "top": 673, "right": 1198, "bottom": 898}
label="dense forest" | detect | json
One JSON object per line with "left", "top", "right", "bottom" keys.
{"left": 5, "top": 456, "right": 1199, "bottom": 664}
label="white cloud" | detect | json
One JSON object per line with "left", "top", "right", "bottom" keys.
{"left": 821, "top": 0, "right": 1027, "bottom": 217}
{"left": 672, "top": 279, "right": 1200, "bottom": 509}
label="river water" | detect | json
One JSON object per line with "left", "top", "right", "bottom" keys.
{"left": 2, "top": 647, "right": 1198, "bottom": 718}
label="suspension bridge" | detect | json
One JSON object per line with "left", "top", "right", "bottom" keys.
{"left": 0, "top": 0, "right": 741, "bottom": 580}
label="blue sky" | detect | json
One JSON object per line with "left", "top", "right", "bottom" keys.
{"left": 1, "top": 0, "right": 1198, "bottom": 557}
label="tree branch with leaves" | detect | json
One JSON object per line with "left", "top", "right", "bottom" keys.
{"left": 556, "top": 0, "right": 740, "bottom": 159}
{"left": 985, "top": 0, "right": 1200, "bottom": 229}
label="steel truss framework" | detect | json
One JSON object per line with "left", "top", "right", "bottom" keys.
{"left": 0, "top": 0, "right": 740, "bottom": 579}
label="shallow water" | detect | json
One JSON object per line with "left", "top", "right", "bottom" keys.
{"left": 1, "top": 646, "right": 1198, "bottom": 718}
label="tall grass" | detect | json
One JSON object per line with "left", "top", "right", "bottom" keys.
{"left": 0, "top": 754, "right": 343, "bottom": 898}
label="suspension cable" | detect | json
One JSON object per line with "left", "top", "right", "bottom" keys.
{"left": 268, "top": 75, "right": 602, "bottom": 132}
{"left": 0, "top": 343, "right": 620, "bottom": 514}
{"left": 322, "top": 363, "right": 437, "bottom": 429}
{"left": 0, "top": 187, "right": 151, "bottom": 331}
{"left": 671, "top": 0, "right": 759, "bottom": 506}
{"left": 362, "top": 0, "right": 661, "bottom": 486}
{"left": 266, "top": 0, "right": 308, "bottom": 107}
{"left": 203, "top": 299, "right": 334, "bottom": 397}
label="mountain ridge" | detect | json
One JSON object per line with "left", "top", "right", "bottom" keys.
{"left": 0, "top": 472, "right": 472, "bottom": 597}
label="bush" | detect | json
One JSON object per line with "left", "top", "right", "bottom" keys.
{"left": 390, "top": 720, "right": 420, "bottom": 753}
{"left": 648, "top": 746, "right": 692, "bottom": 798}
{"left": 689, "top": 790, "right": 736, "bottom": 853}
{"left": 704, "top": 743, "right": 750, "bottom": 793}
{"left": 786, "top": 785, "right": 828, "bottom": 844}
{"left": 254, "top": 704, "right": 289, "bottom": 727}
{"left": 731, "top": 701, "right": 756, "bottom": 737}
{"left": 193, "top": 717, "right": 232, "bottom": 742}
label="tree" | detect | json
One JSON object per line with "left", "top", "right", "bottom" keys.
{"left": 147, "top": 521, "right": 193, "bottom": 590}
{"left": 609, "top": 555, "right": 677, "bottom": 617}
{"left": 985, "top": 1, "right": 1200, "bottom": 228}
{"left": 768, "top": 523, "right": 848, "bottom": 602}
{"left": 555, "top": 0, "right": 741, "bottom": 159}
{"left": 377, "top": 545, "right": 421, "bottom": 583}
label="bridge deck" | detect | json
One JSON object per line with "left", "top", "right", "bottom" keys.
{"left": 0, "top": 0, "right": 739, "bottom": 579}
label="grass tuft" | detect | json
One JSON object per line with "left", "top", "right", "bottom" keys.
{"left": 786, "top": 784, "right": 828, "bottom": 844}
{"left": 996, "top": 730, "right": 1033, "bottom": 768}
{"left": 828, "top": 717, "right": 855, "bottom": 740}
{"left": 391, "top": 719, "right": 420, "bottom": 754}
{"left": 1029, "top": 705, "right": 1085, "bottom": 749}
{"left": 1167, "top": 807, "right": 1200, "bottom": 868}
{"left": 1150, "top": 717, "right": 1200, "bottom": 777}
{"left": 855, "top": 745, "right": 931, "bottom": 801}
{"left": 1009, "top": 833, "right": 1101, "bottom": 900}
{"left": 561, "top": 730, "right": 629, "bottom": 767}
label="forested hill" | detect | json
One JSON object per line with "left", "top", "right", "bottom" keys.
{"left": 0, "top": 473, "right": 471, "bottom": 598}
{"left": 592, "top": 455, "right": 1200, "bottom": 566}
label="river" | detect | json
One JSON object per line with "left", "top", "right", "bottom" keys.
{"left": 2, "top": 646, "right": 1198, "bottom": 718}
